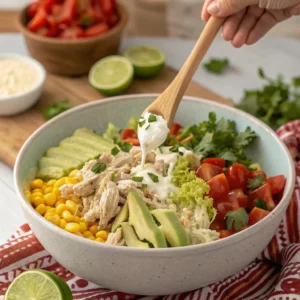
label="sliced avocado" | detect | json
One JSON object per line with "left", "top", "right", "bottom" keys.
{"left": 73, "top": 128, "right": 115, "bottom": 147}
{"left": 249, "top": 163, "right": 262, "bottom": 171}
{"left": 151, "top": 209, "right": 190, "bottom": 247}
{"left": 59, "top": 142, "right": 100, "bottom": 157}
{"left": 112, "top": 201, "right": 129, "bottom": 232}
{"left": 121, "top": 222, "right": 150, "bottom": 248}
{"left": 36, "top": 167, "right": 66, "bottom": 180}
{"left": 127, "top": 190, "right": 167, "bottom": 248}
{"left": 46, "top": 147, "right": 91, "bottom": 162}
{"left": 39, "top": 157, "right": 81, "bottom": 173}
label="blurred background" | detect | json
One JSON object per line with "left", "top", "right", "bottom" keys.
{"left": 1, "top": 0, "right": 300, "bottom": 38}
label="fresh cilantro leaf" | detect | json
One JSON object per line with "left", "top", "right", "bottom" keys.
{"left": 43, "top": 100, "right": 73, "bottom": 120}
{"left": 111, "top": 171, "right": 116, "bottom": 181}
{"left": 203, "top": 58, "right": 229, "bottom": 74}
{"left": 148, "top": 114, "right": 157, "bottom": 122}
{"left": 194, "top": 132, "right": 214, "bottom": 155}
{"left": 91, "top": 163, "right": 106, "bottom": 174}
{"left": 111, "top": 147, "right": 120, "bottom": 156}
{"left": 226, "top": 208, "right": 249, "bottom": 231}
{"left": 292, "top": 77, "right": 300, "bottom": 87}
{"left": 216, "top": 118, "right": 236, "bottom": 132}
{"left": 163, "top": 164, "right": 170, "bottom": 177}
{"left": 132, "top": 176, "right": 143, "bottom": 182}
{"left": 169, "top": 145, "right": 179, "bottom": 153}
{"left": 141, "top": 184, "right": 148, "bottom": 191}
{"left": 218, "top": 149, "right": 238, "bottom": 164}
{"left": 212, "top": 131, "right": 235, "bottom": 148}
{"left": 120, "top": 142, "right": 132, "bottom": 153}
{"left": 148, "top": 173, "right": 159, "bottom": 183}
{"left": 254, "top": 198, "right": 268, "bottom": 210}
{"left": 234, "top": 127, "right": 257, "bottom": 148}
{"left": 247, "top": 174, "right": 266, "bottom": 190}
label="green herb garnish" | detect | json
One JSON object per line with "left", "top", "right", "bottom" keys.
{"left": 132, "top": 176, "right": 143, "bottom": 182}
{"left": 247, "top": 174, "right": 266, "bottom": 190}
{"left": 203, "top": 58, "right": 229, "bottom": 74}
{"left": 141, "top": 184, "right": 148, "bottom": 191}
{"left": 43, "top": 100, "right": 73, "bottom": 121}
{"left": 226, "top": 208, "right": 249, "bottom": 231}
{"left": 148, "top": 114, "right": 157, "bottom": 122}
{"left": 148, "top": 173, "right": 159, "bottom": 183}
{"left": 170, "top": 145, "right": 179, "bottom": 153}
{"left": 162, "top": 164, "right": 170, "bottom": 177}
{"left": 91, "top": 163, "right": 106, "bottom": 174}
{"left": 254, "top": 198, "right": 268, "bottom": 210}
{"left": 111, "top": 171, "right": 116, "bottom": 181}
{"left": 120, "top": 142, "right": 132, "bottom": 153}
{"left": 111, "top": 147, "right": 120, "bottom": 156}
{"left": 146, "top": 124, "right": 150, "bottom": 130}
{"left": 139, "top": 120, "right": 146, "bottom": 127}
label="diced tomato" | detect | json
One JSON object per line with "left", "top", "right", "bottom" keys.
{"left": 219, "top": 230, "right": 234, "bottom": 239}
{"left": 43, "top": 0, "right": 57, "bottom": 13}
{"left": 59, "top": 26, "right": 85, "bottom": 39}
{"left": 52, "top": 4, "right": 62, "bottom": 17}
{"left": 274, "top": 190, "right": 284, "bottom": 204}
{"left": 228, "top": 188, "right": 248, "bottom": 208}
{"left": 123, "top": 138, "right": 140, "bottom": 146}
{"left": 107, "top": 13, "right": 119, "bottom": 27}
{"left": 248, "top": 207, "right": 270, "bottom": 226}
{"left": 27, "top": 2, "right": 39, "bottom": 19}
{"left": 99, "top": 0, "right": 116, "bottom": 16}
{"left": 267, "top": 175, "right": 286, "bottom": 195}
{"left": 84, "top": 23, "right": 109, "bottom": 37}
{"left": 169, "top": 123, "right": 182, "bottom": 136}
{"left": 247, "top": 183, "right": 276, "bottom": 211}
{"left": 210, "top": 219, "right": 226, "bottom": 231}
{"left": 121, "top": 129, "right": 137, "bottom": 140}
{"left": 59, "top": 0, "right": 77, "bottom": 24}
{"left": 207, "top": 174, "right": 230, "bottom": 203}
{"left": 216, "top": 197, "right": 240, "bottom": 221}
{"left": 36, "top": 27, "right": 49, "bottom": 36}
{"left": 202, "top": 158, "right": 225, "bottom": 168}
{"left": 180, "top": 134, "right": 194, "bottom": 144}
{"left": 196, "top": 163, "right": 223, "bottom": 182}
{"left": 27, "top": 6, "right": 48, "bottom": 32}
{"left": 92, "top": 1, "right": 104, "bottom": 22}
{"left": 249, "top": 170, "right": 267, "bottom": 180}
{"left": 226, "top": 163, "right": 249, "bottom": 190}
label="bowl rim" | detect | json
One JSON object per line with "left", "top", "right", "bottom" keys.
{"left": 0, "top": 53, "right": 46, "bottom": 101}
{"left": 14, "top": 94, "right": 296, "bottom": 256}
{"left": 15, "top": 3, "right": 128, "bottom": 45}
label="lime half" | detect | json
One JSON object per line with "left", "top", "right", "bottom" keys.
{"left": 4, "top": 269, "right": 73, "bottom": 300}
{"left": 124, "top": 46, "right": 166, "bottom": 78}
{"left": 89, "top": 55, "right": 134, "bottom": 96}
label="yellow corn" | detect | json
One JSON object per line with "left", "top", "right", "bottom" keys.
{"left": 69, "top": 169, "right": 79, "bottom": 177}
{"left": 32, "top": 188, "right": 43, "bottom": 194}
{"left": 55, "top": 200, "right": 66, "bottom": 207}
{"left": 71, "top": 195, "right": 81, "bottom": 204}
{"left": 44, "top": 193, "right": 57, "bottom": 206}
{"left": 35, "top": 204, "right": 47, "bottom": 215}
{"left": 62, "top": 210, "right": 74, "bottom": 222}
{"left": 74, "top": 232, "right": 83, "bottom": 237}
{"left": 32, "top": 192, "right": 44, "bottom": 200}
{"left": 79, "top": 222, "right": 87, "bottom": 233}
{"left": 65, "top": 200, "right": 77, "bottom": 214}
{"left": 73, "top": 216, "right": 80, "bottom": 223}
{"left": 43, "top": 187, "right": 53, "bottom": 194}
{"left": 54, "top": 178, "right": 66, "bottom": 188}
{"left": 83, "top": 231, "right": 93, "bottom": 238}
{"left": 45, "top": 214, "right": 60, "bottom": 226}
{"left": 55, "top": 203, "right": 67, "bottom": 215}
{"left": 59, "top": 219, "right": 67, "bottom": 229}
{"left": 96, "top": 231, "right": 108, "bottom": 240}
{"left": 65, "top": 222, "right": 80, "bottom": 233}
{"left": 25, "top": 190, "right": 31, "bottom": 196}
{"left": 33, "top": 197, "right": 44, "bottom": 207}
{"left": 89, "top": 225, "right": 98, "bottom": 235}
{"left": 30, "top": 179, "right": 44, "bottom": 190}
{"left": 46, "top": 179, "right": 56, "bottom": 187}
{"left": 26, "top": 194, "right": 32, "bottom": 205}
{"left": 87, "top": 236, "right": 95, "bottom": 241}
{"left": 95, "top": 237, "right": 105, "bottom": 243}
{"left": 52, "top": 188, "right": 61, "bottom": 197}
{"left": 66, "top": 177, "right": 78, "bottom": 185}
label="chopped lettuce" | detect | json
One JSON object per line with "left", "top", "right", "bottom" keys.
{"left": 104, "top": 122, "right": 122, "bottom": 145}
{"left": 171, "top": 157, "right": 197, "bottom": 187}
{"left": 126, "top": 116, "right": 139, "bottom": 132}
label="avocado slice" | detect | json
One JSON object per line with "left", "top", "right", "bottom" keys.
{"left": 127, "top": 190, "right": 167, "bottom": 248}
{"left": 121, "top": 222, "right": 150, "bottom": 248}
{"left": 36, "top": 167, "right": 66, "bottom": 180}
{"left": 73, "top": 128, "right": 115, "bottom": 147}
{"left": 46, "top": 147, "right": 91, "bottom": 162}
{"left": 112, "top": 201, "right": 129, "bottom": 232}
{"left": 151, "top": 209, "right": 190, "bottom": 247}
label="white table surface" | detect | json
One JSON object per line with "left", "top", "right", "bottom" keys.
{"left": 1, "top": 34, "right": 300, "bottom": 245}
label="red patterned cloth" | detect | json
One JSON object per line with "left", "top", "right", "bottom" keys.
{"left": 1, "top": 121, "right": 300, "bottom": 300}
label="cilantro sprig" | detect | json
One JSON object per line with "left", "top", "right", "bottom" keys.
{"left": 226, "top": 208, "right": 249, "bottom": 231}
{"left": 43, "top": 100, "right": 73, "bottom": 120}
{"left": 247, "top": 174, "right": 266, "bottom": 190}
{"left": 254, "top": 198, "right": 268, "bottom": 210}
{"left": 203, "top": 58, "right": 229, "bottom": 74}
{"left": 91, "top": 163, "right": 106, "bottom": 174}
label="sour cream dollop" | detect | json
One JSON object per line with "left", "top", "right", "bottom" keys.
{"left": 138, "top": 112, "right": 169, "bottom": 166}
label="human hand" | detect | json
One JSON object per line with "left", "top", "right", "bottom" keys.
{"left": 201, "top": 0, "right": 300, "bottom": 47}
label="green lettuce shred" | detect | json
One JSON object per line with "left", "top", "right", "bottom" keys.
{"left": 171, "top": 157, "right": 197, "bottom": 187}
{"left": 104, "top": 122, "right": 122, "bottom": 145}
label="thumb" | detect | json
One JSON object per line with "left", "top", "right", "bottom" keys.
{"left": 207, "top": 0, "right": 258, "bottom": 16}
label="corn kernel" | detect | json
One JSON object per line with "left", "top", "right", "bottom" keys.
{"left": 74, "top": 232, "right": 83, "bottom": 237}
{"left": 54, "top": 178, "right": 66, "bottom": 188}
{"left": 77, "top": 175, "right": 83, "bottom": 182}
{"left": 66, "top": 177, "right": 78, "bottom": 185}
{"left": 33, "top": 197, "right": 44, "bottom": 207}
{"left": 26, "top": 194, "right": 32, "bottom": 204}
{"left": 52, "top": 188, "right": 61, "bottom": 197}
{"left": 59, "top": 219, "right": 67, "bottom": 229}
{"left": 55, "top": 200, "right": 66, "bottom": 207}
{"left": 65, "top": 222, "right": 80, "bottom": 233}
{"left": 71, "top": 195, "right": 81, "bottom": 204}
{"left": 83, "top": 231, "right": 93, "bottom": 238}
{"left": 62, "top": 210, "right": 74, "bottom": 222}
{"left": 73, "top": 216, "right": 80, "bottom": 223}
{"left": 32, "top": 188, "right": 43, "bottom": 194}
{"left": 30, "top": 179, "right": 44, "bottom": 189}
{"left": 79, "top": 222, "right": 87, "bottom": 233}
{"left": 25, "top": 190, "right": 31, "bottom": 196}
{"left": 55, "top": 203, "right": 67, "bottom": 215}
{"left": 87, "top": 236, "right": 95, "bottom": 240}
{"left": 36, "top": 204, "right": 47, "bottom": 215}
{"left": 32, "top": 192, "right": 44, "bottom": 199}
{"left": 44, "top": 193, "right": 57, "bottom": 206}
{"left": 95, "top": 237, "right": 105, "bottom": 243}
{"left": 80, "top": 217, "right": 85, "bottom": 222}
{"left": 46, "top": 207, "right": 56, "bottom": 213}
{"left": 96, "top": 230, "right": 108, "bottom": 240}
{"left": 65, "top": 200, "right": 77, "bottom": 214}
{"left": 89, "top": 224, "right": 98, "bottom": 235}
{"left": 69, "top": 169, "right": 79, "bottom": 177}
{"left": 43, "top": 187, "right": 53, "bottom": 194}
{"left": 45, "top": 214, "right": 60, "bottom": 226}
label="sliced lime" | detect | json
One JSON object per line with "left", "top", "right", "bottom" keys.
{"left": 123, "top": 46, "right": 166, "bottom": 78}
{"left": 89, "top": 55, "right": 134, "bottom": 96}
{"left": 4, "top": 269, "right": 73, "bottom": 300}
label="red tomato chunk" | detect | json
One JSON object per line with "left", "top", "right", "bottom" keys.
{"left": 196, "top": 163, "right": 223, "bottom": 182}
{"left": 226, "top": 163, "right": 249, "bottom": 190}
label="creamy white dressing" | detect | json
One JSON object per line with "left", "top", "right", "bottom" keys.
{"left": 138, "top": 112, "right": 169, "bottom": 166}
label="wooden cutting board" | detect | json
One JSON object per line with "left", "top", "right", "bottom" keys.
{"left": 0, "top": 67, "right": 233, "bottom": 168}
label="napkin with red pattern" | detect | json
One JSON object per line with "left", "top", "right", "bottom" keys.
{"left": 1, "top": 121, "right": 300, "bottom": 300}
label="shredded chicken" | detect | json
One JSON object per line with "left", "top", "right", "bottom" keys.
{"left": 81, "top": 194, "right": 94, "bottom": 215}
{"left": 60, "top": 184, "right": 74, "bottom": 198}
{"left": 105, "top": 228, "right": 125, "bottom": 246}
{"left": 112, "top": 152, "right": 134, "bottom": 168}
{"left": 154, "top": 159, "right": 165, "bottom": 173}
{"left": 130, "top": 147, "right": 156, "bottom": 164}
{"left": 117, "top": 180, "right": 141, "bottom": 198}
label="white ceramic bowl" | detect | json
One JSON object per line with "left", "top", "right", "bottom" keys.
{"left": 14, "top": 95, "right": 295, "bottom": 296}
{"left": 0, "top": 53, "right": 46, "bottom": 116}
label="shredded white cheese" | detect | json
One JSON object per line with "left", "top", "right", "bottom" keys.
{"left": 0, "top": 58, "right": 39, "bottom": 97}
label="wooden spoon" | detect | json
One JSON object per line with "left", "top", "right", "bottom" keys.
{"left": 143, "top": 17, "right": 225, "bottom": 127}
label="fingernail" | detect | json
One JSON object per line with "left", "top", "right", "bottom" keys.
{"left": 208, "top": 1, "right": 220, "bottom": 14}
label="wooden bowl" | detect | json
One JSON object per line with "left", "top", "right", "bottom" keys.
{"left": 16, "top": 4, "right": 128, "bottom": 76}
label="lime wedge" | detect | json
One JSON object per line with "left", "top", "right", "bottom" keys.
{"left": 4, "top": 269, "right": 73, "bottom": 300}
{"left": 89, "top": 55, "right": 134, "bottom": 96}
{"left": 124, "top": 46, "right": 166, "bottom": 78}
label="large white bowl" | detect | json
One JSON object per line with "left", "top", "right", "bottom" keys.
{"left": 14, "top": 95, "right": 295, "bottom": 296}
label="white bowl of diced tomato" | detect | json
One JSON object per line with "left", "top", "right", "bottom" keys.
{"left": 16, "top": 0, "right": 128, "bottom": 75}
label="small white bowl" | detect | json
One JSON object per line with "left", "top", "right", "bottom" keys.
{"left": 0, "top": 53, "right": 46, "bottom": 116}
